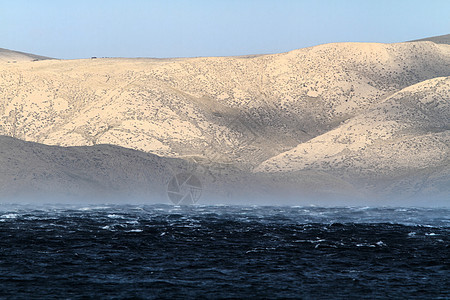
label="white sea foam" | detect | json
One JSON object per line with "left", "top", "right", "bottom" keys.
{"left": 1, "top": 213, "right": 18, "bottom": 219}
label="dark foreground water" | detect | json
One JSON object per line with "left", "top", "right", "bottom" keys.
{"left": 0, "top": 204, "right": 448, "bottom": 299}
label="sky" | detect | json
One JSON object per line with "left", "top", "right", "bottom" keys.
{"left": 1, "top": 0, "right": 449, "bottom": 59}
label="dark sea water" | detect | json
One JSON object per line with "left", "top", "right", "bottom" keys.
{"left": 0, "top": 204, "right": 448, "bottom": 299}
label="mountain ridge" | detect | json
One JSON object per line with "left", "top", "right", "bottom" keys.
{"left": 0, "top": 48, "right": 53, "bottom": 62}
{"left": 0, "top": 39, "right": 449, "bottom": 204}
{"left": 409, "top": 34, "right": 450, "bottom": 45}
{"left": 1, "top": 41, "right": 449, "bottom": 163}
{"left": 256, "top": 76, "right": 450, "bottom": 200}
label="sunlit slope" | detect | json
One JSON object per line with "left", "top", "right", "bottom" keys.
{"left": 256, "top": 77, "right": 450, "bottom": 199}
{"left": 1, "top": 42, "right": 449, "bottom": 169}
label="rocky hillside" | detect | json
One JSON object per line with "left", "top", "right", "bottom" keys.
{"left": 0, "top": 41, "right": 449, "bottom": 170}
{"left": 0, "top": 48, "right": 52, "bottom": 62}
{"left": 410, "top": 34, "right": 450, "bottom": 45}
{"left": 256, "top": 76, "right": 450, "bottom": 200}
{"left": 0, "top": 39, "right": 449, "bottom": 204}
{"left": 0, "top": 136, "right": 189, "bottom": 202}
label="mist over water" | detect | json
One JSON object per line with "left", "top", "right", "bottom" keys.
{"left": 2, "top": 141, "right": 447, "bottom": 297}
{"left": 0, "top": 203, "right": 448, "bottom": 298}
{"left": 2, "top": 191, "right": 449, "bottom": 208}
{"left": 1, "top": 203, "right": 448, "bottom": 225}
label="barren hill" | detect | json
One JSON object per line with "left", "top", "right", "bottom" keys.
{"left": 0, "top": 135, "right": 363, "bottom": 204}
{"left": 0, "top": 135, "right": 189, "bottom": 201}
{"left": 1, "top": 41, "right": 449, "bottom": 171}
{"left": 0, "top": 41, "right": 449, "bottom": 204}
{"left": 256, "top": 76, "right": 450, "bottom": 200}
{"left": 0, "top": 48, "right": 52, "bottom": 62}
{"left": 410, "top": 34, "right": 450, "bottom": 45}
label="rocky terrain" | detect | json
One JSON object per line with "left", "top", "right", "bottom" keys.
{"left": 410, "top": 33, "right": 450, "bottom": 45}
{"left": 0, "top": 135, "right": 190, "bottom": 202}
{"left": 0, "top": 48, "right": 52, "bottom": 62}
{"left": 256, "top": 77, "right": 450, "bottom": 201}
{"left": 0, "top": 37, "right": 449, "bottom": 204}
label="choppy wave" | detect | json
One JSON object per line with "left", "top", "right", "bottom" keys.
{"left": 0, "top": 204, "right": 448, "bottom": 298}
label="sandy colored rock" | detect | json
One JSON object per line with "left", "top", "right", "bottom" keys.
{"left": 0, "top": 39, "right": 449, "bottom": 204}
{"left": 1, "top": 41, "right": 449, "bottom": 170}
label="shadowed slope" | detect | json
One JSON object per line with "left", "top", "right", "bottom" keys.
{"left": 0, "top": 136, "right": 189, "bottom": 201}
{"left": 409, "top": 34, "right": 450, "bottom": 45}
{"left": 0, "top": 135, "right": 362, "bottom": 204}
{"left": 0, "top": 48, "right": 53, "bottom": 62}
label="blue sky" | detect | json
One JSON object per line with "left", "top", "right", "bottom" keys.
{"left": 1, "top": 0, "right": 449, "bottom": 59}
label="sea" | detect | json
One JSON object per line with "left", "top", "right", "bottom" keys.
{"left": 0, "top": 204, "right": 448, "bottom": 299}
